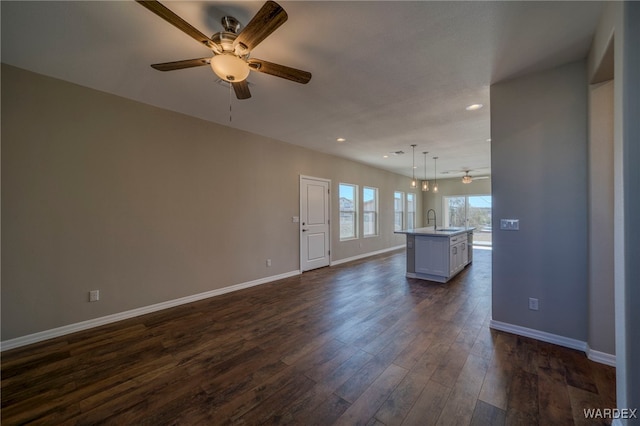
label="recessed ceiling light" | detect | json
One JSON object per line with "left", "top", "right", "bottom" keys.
{"left": 465, "top": 104, "right": 483, "bottom": 111}
{"left": 383, "top": 155, "right": 389, "bottom": 158}
{"left": 486, "top": 138, "right": 492, "bottom": 142}
{"left": 336, "top": 137, "right": 346, "bottom": 142}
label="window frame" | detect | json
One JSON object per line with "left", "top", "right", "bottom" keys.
{"left": 407, "top": 192, "right": 416, "bottom": 229}
{"left": 363, "top": 186, "right": 379, "bottom": 237}
{"left": 394, "top": 191, "right": 405, "bottom": 231}
{"left": 339, "top": 183, "right": 358, "bottom": 241}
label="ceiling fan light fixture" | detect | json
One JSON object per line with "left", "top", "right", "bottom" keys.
{"left": 210, "top": 53, "right": 250, "bottom": 82}
{"left": 462, "top": 175, "right": 473, "bottom": 184}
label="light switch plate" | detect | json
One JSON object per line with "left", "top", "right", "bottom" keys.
{"left": 500, "top": 219, "right": 520, "bottom": 230}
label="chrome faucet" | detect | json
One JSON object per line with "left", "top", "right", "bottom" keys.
{"left": 427, "top": 209, "right": 437, "bottom": 230}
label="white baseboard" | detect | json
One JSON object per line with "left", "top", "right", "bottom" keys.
{"left": 489, "top": 320, "right": 616, "bottom": 368}
{"left": 586, "top": 346, "right": 617, "bottom": 367}
{"left": 331, "top": 245, "right": 404, "bottom": 266}
{"left": 0, "top": 270, "right": 301, "bottom": 352}
{"left": 490, "top": 319, "right": 588, "bottom": 352}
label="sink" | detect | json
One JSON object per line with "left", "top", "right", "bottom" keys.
{"left": 437, "top": 228, "right": 460, "bottom": 232}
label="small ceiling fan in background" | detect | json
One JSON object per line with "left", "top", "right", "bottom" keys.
{"left": 136, "top": 0, "right": 312, "bottom": 100}
{"left": 442, "top": 169, "right": 490, "bottom": 184}
{"left": 460, "top": 170, "right": 490, "bottom": 184}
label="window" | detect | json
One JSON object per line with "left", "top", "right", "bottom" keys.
{"left": 394, "top": 191, "right": 404, "bottom": 231}
{"left": 339, "top": 183, "right": 358, "bottom": 240}
{"left": 407, "top": 193, "right": 416, "bottom": 229}
{"left": 443, "top": 195, "right": 492, "bottom": 246}
{"left": 363, "top": 187, "right": 378, "bottom": 237}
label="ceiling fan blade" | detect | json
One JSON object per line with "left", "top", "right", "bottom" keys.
{"left": 151, "top": 58, "right": 211, "bottom": 71}
{"left": 232, "top": 81, "right": 251, "bottom": 100}
{"left": 136, "top": 1, "right": 213, "bottom": 48}
{"left": 248, "top": 59, "right": 311, "bottom": 84}
{"left": 235, "top": 1, "right": 288, "bottom": 51}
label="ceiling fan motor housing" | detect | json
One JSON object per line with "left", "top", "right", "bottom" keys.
{"left": 210, "top": 30, "right": 248, "bottom": 57}
{"left": 210, "top": 18, "right": 250, "bottom": 83}
{"left": 221, "top": 16, "right": 241, "bottom": 33}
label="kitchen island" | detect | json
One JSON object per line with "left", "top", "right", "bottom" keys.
{"left": 395, "top": 227, "right": 475, "bottom": 283}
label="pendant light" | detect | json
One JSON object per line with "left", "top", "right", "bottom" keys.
{"left": 421, "top": 152, "right": 429, "bottom": 191}
{"left": 433, "top": 156, "right": 439, "bottom": 193}
{"left": 410, "top": 144, "right": 417, "bottom": 188}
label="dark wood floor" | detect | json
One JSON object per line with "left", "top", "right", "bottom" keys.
{"left": 1, "top": 249, "right": 616, "bottom": 425}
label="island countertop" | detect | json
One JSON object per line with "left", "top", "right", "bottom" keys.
{"left": 395, "top": 226, "right": 475, "bottom": 237}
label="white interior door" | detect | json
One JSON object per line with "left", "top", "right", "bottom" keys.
{"left": 300, "top": 176, "right": 331, "bottom": 272}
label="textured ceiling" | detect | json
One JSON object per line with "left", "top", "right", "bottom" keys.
{"left": 1, "top": 1, "right": 603, "bottom": 180}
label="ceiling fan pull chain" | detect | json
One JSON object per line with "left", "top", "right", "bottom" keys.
{"left": 229, "top": 82, "right": 233, "bottom": 123}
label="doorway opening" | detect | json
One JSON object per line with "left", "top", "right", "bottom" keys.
{"left": 443, "top": 195, "right": 492, "bottom": 247}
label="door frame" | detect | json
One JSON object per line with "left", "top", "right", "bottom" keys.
{"left": 299, "top": 175, "right": 332, "bottom": 272}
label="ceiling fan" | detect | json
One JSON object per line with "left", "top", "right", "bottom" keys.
{"left": 136, "top": 0, "right": 312, "bottom": 100}
{"left": 461, "top": 170, "right": 490, "bottom": 184}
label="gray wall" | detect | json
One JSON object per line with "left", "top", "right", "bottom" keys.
{"left": 490, "top": 60, "right": 588, "bottom": 341}
{"left": 1, "top": 64, "right": 418, "bottom": 341}
{"left": 588, "top": 80, "right": 615, "bottom": 356}
{"left": 621, "top": 1, "right": 640, "bottom": 416}
{"left": 589, "top": 2, "right": 640, "bottom": 415}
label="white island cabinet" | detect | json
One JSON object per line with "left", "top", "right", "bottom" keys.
{"left": 396, "top": 227, "right": 474, "bottom": 283}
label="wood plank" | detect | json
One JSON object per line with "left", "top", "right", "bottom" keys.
{"left": 567, "top": 385, "right": 614, "bottom": 426}
{"left": 469, "top": 400, "right": 506, "bottom": 426}
{"left": 429, "top": 345, "right": 470, "bottom": 388}
{"left": 374, "top": 371, "right": 431, "bottom": 425}
{"left": 0, "top": 249, "right": 616, "bottom": 425}
{"left": 334, "top": 363, "right": 408, "bottom": 425}
{"left": 401, "top": 379, "right": 452, "bottom": 426}
{"left": 436, "top": 354, "right": 490, "bottom": 425}
{"left": 505, "top": 368, "right": 539, "bottom": 425}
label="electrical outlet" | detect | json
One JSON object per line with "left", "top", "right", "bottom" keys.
{"left": 89, "top": 290, "right": 100, "bottom": 302}
{"left": 266, "top": 259, "right": 272, "bottom": 267}
{"left": 528, "top": 297, "right": 539, "bottom": 311}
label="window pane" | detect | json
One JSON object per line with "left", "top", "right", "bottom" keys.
{"left": 468, "top": 195, "right": 492, "bottom": 246}
{"left": 442, "top": 195, "right": 492, "bottom": 246}
{"left": 394, "top": 191, "right": 404, "bottom": 231}
{"left": 407, "top": 193, "right": 416, "bottom": 228}
{"left": 363, "top": 187, "right": 378, "bottom": 237}
{"left": 445, "top": 196, "right": 466, "bottom": 227}
{"left": 339, "top": 183, "right": 357, "bottom": 240}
